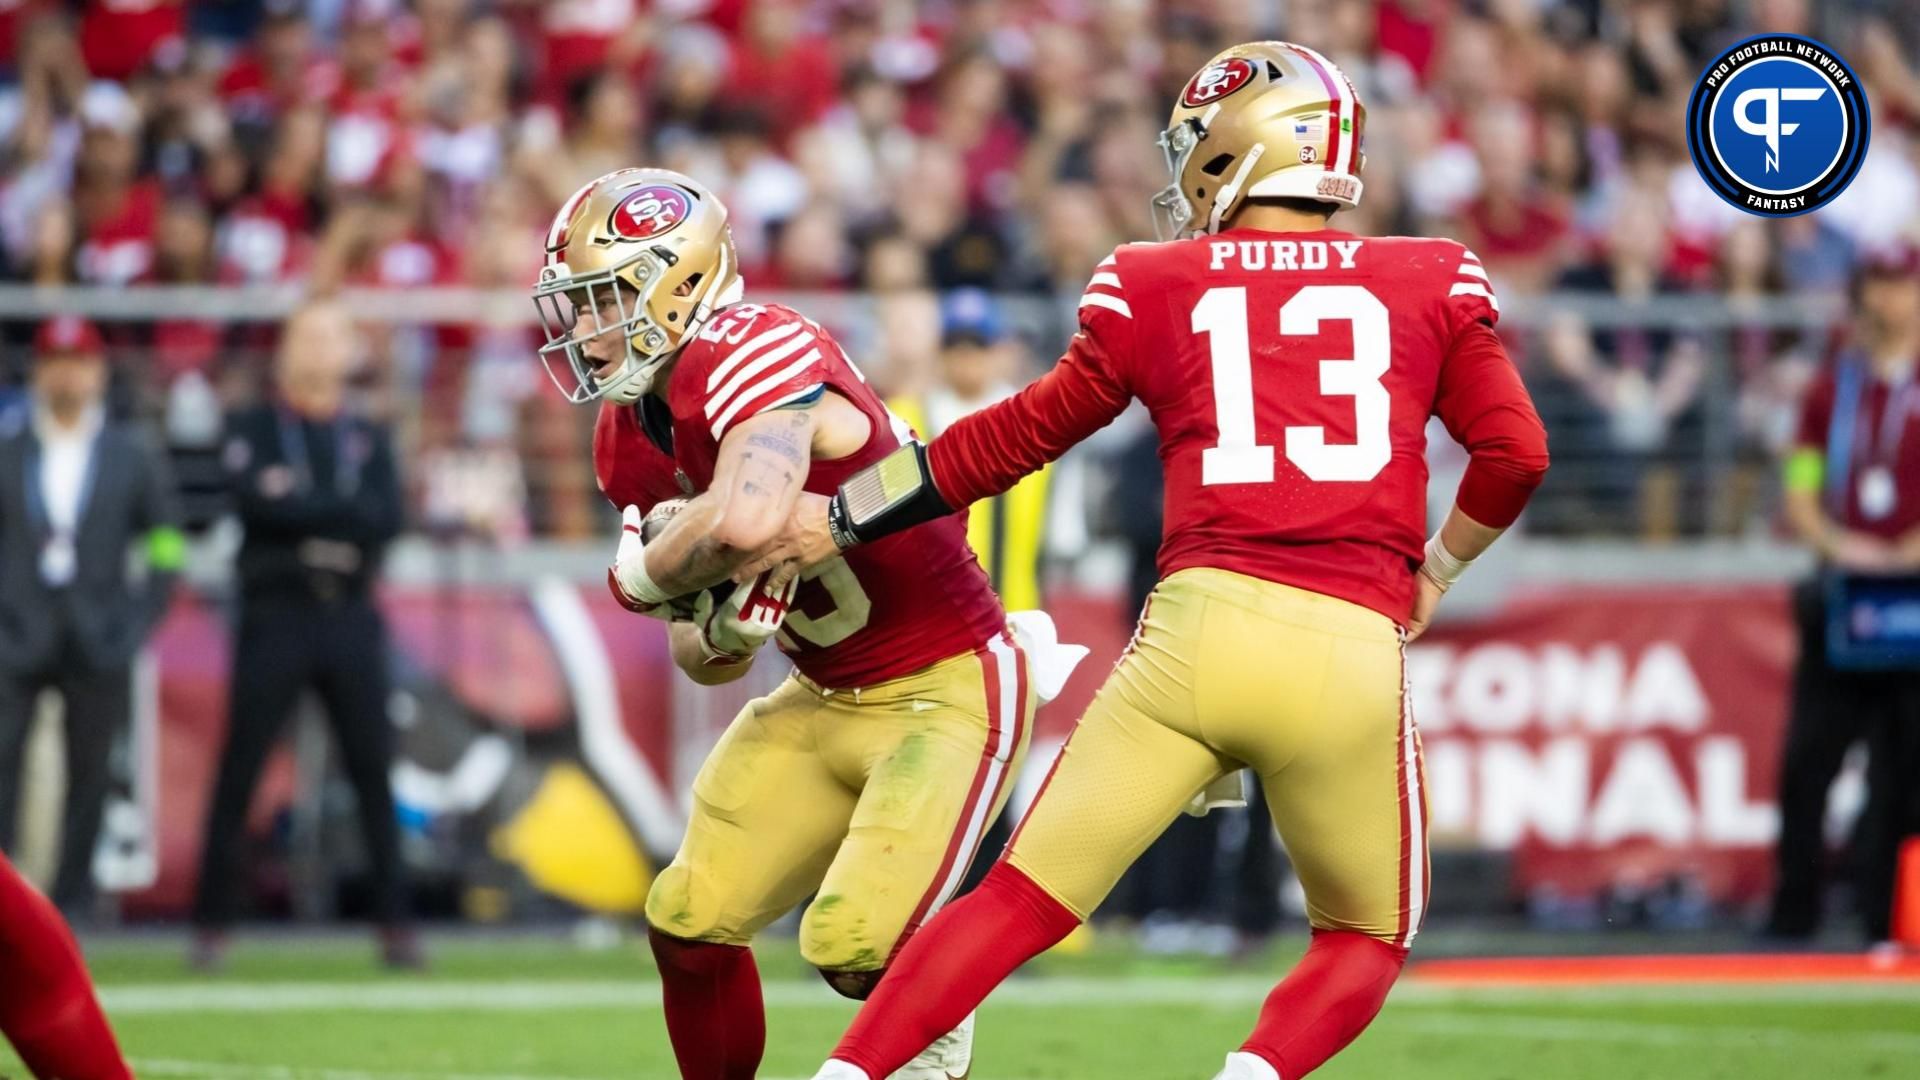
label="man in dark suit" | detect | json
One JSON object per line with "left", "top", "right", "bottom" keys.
{"left": 191, "top": 301, "right": 417, "bottom": 970}
{"left": 0, "top": 315, "right": 183, "bottom": 914}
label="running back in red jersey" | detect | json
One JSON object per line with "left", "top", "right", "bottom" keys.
{"left": 933, "top": 228, "right": 1537, "bottom": 623}
{"left": 602, "top": 301, "right": 1006, "bottom": 688}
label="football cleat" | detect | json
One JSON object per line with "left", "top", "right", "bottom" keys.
{"left": 887, "top": 1011, "right": 974, "bottom": 1080}
{"left": 1151, "top": 42, "right": 1368, "bottom": 240}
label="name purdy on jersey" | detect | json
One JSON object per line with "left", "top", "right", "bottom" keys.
{"left": 1205, "top": 237, "right": 1366, "bottom": 272}
{"left": 597, "top": 302, "right": 1007, "bottom": 689}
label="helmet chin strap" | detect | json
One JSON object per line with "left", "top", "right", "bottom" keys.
{"left": 1208, "top": 143, "right": 1266, "bottom": 234}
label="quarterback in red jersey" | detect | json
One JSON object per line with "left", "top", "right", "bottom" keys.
{"left": 535, "top": 168, "right": 1062, "bottom": 1080}
{"left": 753, "top": 42, "right": 1549, "bottom": 1080}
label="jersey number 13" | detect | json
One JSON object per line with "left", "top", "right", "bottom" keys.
{"left": 1194, "top": 284, "right": 1391, "bottom": 485}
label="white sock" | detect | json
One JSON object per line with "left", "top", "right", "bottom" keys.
{"left": 811, "top": 1061, "right": 872, "bottom": 1080}
{"left": 1223, "top": 1050, "right": 1282, "bottom": 1080}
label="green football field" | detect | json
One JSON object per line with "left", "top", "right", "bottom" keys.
{"left": 9, "top": 932, "right": 1918, "bottom": 1079}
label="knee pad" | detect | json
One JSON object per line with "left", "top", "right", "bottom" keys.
{"left": 816, "top": 965, "right": 885, "bottom": 1000}
{"left": 644, "top": 865, "right": 747, "bottom": 945}
{"left": 798, "top": 893, "right": 894, "bottom": 975}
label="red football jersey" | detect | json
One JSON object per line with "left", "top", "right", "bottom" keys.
{"left": 596, "top": 302, "right": 1005, "bottom": 688}
{"left": 594, "top": 404, "right": 688, "bottom": 516}
{"left": 929, "top": 228, "right": 1547, "bottom": 623}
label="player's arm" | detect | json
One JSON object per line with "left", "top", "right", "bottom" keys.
{"left": 740, "top": 317, "right": 1135, "bottom": 577}
{"left": 636, "top": 406, "right": 819, "bottom": 598}
{"left": 1416, "top": 319, "right": 1551, "bottom": 638}
{"left": 668, "top": 622, "right": 755, "bottom": 685}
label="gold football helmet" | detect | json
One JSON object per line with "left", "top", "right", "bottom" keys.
{"left": 532, "top": 168, "right": 743, "bottom": 404}
{"left": 1151, "top": 42, "right": 1367, "bottom": 240}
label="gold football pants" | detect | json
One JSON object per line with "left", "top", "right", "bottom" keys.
{"left": 1008, "top": 568, "right": 1427, "bottom": 946}
{"left": 645, "top": 634, "right": 1035, "bottom": 972}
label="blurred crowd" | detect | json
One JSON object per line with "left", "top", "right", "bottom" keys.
{"left": 3, "top": 0, "right": 1919, "bottom": 539}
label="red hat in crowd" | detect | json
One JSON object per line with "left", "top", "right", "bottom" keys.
{"left": 33, "top": 315, "right": 105, "bottom": 358}
{"left": 1858, "top": 242, "right": 1920, "bottom": 281}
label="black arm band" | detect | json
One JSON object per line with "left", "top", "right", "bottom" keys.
{"left": 827, "top": 440, "right": 956, "bottom": 549}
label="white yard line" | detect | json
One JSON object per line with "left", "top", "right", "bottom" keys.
{"left": 135, "top": 1060, "right": 609, "bottom": 1080}
{"left": 100, "top": 975, "right": 1920, "bottom": 1015}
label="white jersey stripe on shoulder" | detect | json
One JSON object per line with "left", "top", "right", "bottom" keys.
{"left": 1087, "top": 271, "right": 1123, "bottom": 290}
{"left": 1097, "top": 255, "right": 1116, "bottom": 269}
{"left": 705, "top": 319, "right": 806, "bottom": 392}
{"left": 705, "top": 330, "right": 817, "bottom": 419}
{"left": 709, "top": 349, "right": 823, "bottom": 440}
{"left": 1449, "top": 282, "right": 1501, "bottom": 312}
{"left": 1460, "top": 250, "right": 1483, "bottom": 265}
{"left": 1455, "top": 262, "right": 1491, "bottom": 281}
{"left": 1079, "top": 293, "right": 1132, "bottom": 318}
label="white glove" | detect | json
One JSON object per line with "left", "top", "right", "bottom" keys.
{"left": 609, "top": 505, "right": 673, "bottom": 617}
{"left": 692, "top": 570, "right": 799, "bottom": 664}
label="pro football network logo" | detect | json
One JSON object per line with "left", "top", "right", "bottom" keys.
{"left": 1183, "top": 57, "right": 1256, "bottom": 107}
{"left": 608, "top": 184, "right": 694, "bottom": 240}
{"left": 1686, "top": 34, "right": 1868, "bottom": 217}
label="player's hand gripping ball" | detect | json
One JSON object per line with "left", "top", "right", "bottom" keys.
{"left": 606, "top": 499, "right": 735, "bottom": 621}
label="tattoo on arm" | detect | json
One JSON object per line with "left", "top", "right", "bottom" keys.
{"left": 735, "top": 425, "right": 806, "bottom": 503}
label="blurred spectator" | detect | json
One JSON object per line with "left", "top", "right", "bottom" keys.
{"left": 1540, "top": 196, "right": 1706, "bottom": 537}
{"left": 891, "top": 289, "right": 1050, "bottom": 610}
{"left": 680, "top": 107, "right": 807, "bottom": 277}
{"left": 1766, "top": 247, "right": 1920, "bottom": 946}
{"left": 0, "top": 315, "right": 181, "bottom": 916}
{"left": 192, "top": 302, "right": 415, "bottom": 970}
{"left": 724, "top": 0, "right": 839, "bottom": 144}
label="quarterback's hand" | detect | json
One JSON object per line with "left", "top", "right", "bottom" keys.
{"left": 732, "top": 493, "right": 839, "bottom": 589}
{"left": 694, "top": 570, "right": 798, "bottom": 662}
{"left": 608, "top": 505, "right": 670, "bottom": 617}
{"left": 1406, "top": 569, "right": 1446, "bottom": 642}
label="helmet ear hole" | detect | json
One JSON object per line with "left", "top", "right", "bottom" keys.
{"left": 1201, "top": 153, "right": 1235, "bottom": 177}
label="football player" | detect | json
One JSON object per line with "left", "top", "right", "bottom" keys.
{"left": 748, "top": 43, "right": 1550, "bottom": 1080}
{"left": 534, "top": 168, "right": 1076, "bottom": 1080}
{"left": 0, "top": 853, "right": 132, "bottom": 1079}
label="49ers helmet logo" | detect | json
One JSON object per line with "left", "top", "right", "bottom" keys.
{"left": 1183, "top": 57, "right": 1256, "bottom": 107}
{"left": 608, "top": 184, "right": 693, "bottom": 241}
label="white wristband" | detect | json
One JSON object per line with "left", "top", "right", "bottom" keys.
{"left": 622, "top": 549, "right": 672, "bottom": 607}
{"left": 1420, "top": 534, "right": 1473, "bottom": 590}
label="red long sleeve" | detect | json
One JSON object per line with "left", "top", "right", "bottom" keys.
{"left": 928, "top": 327, "right": 1134, "bottom": 508}
{"left": 1433, "top": 320, "right": 1549, "bottom": 528}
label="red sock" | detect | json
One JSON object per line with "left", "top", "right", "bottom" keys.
{"left": 1240, "top": 929, "right": 1408, "bottom": 1078}
{"left": 833, "top": 862, "right": 1079, "bottom": 1076}
{"left": 647, "top": 928, "right": 764, "bottom": 1080}
{"left": 0, "top": 855, "right": 132, "bottom": 1080}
